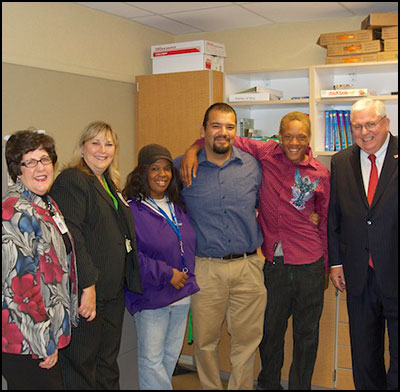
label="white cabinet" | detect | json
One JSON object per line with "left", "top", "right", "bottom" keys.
{"left": 224, "top": 61, "right": 398, "bottom": 156}
{"left": 225, "top": 67, "right": 309, "bottom": 138}
{"left": 310, "top": 61, "right": 398, "bottom": 156}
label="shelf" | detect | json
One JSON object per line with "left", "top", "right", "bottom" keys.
{"left": 225, "top": 61, "right": 398, "bottom": 153}
{"left": 316, "top": 95, "right": 398, "bottom": 105}
{"left": 229, "top": 99, "right": 309, "bottom": 108}
{"left": 225, "top": 67, "right": 309, "bottom": 80}
{"left": 311, "top": 61, "right": 397, "bottom": 155}
{"left": 312, "top": 60, "right": 398, "bottom": 75}
{"left": 314, "top": 151, "right": 337, "bottom": 156}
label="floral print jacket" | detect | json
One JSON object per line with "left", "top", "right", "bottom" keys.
{"left": 2, "top": 180, "right": 78, "bottom": 358}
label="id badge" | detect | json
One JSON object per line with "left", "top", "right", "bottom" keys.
{"left": 117, "top": 192, "right": 130, "bottom": 208}
{"left": 53, "top": 213, "right": 68, "bottom": 234}
{"left": 125, "top": 238, "right": 132, "bottom": 253}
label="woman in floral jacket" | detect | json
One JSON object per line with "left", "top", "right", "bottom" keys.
{"left": 2, "top": 130, "right": 78, "bottom": 390}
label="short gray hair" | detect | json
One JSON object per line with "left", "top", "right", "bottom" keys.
{"left": 351, "top": 98, "right": 386, "bottom": 121}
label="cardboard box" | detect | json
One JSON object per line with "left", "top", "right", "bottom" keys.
{"left": 236, "top": 86, "right": 283, "bottom": 98}
{"left": 321, "top": 88, "right": 375, "bottom": 98}
{"left": 377, "top": 51, "right": 398, "bottom": 61}
{"left": 382, "top": 26, "right": 398, "bottom": 39}
{"left": 317, "top": 30, "right": 379, "bottom": 47}
{"left": 384, "top": 38, "right": 398, "bottom": 52}
{"left": 152, "top": 53, "right": 224, "bottom": 74}
{"left": 326, "top": 40, "right": 382, "bottom": 56}
{"left": 151, "top": 40, "right": 226, "bottom": 74}
{"left": 325, "top": 53, "right": 378, "bottom": 64}
{"left": 151, "top": 40, "right": 226, "bottom": 58}
{"left": 361, "top": 13, "right": 398, "bottom": 29}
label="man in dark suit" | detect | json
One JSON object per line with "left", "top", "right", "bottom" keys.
{"left": 328, "top": 98, "right": 398, "bottom": 390}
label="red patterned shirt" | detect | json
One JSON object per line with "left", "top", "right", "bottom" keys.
{"left": 2, "top": 180, "right": 78, "bottom": 358}
{"left": 234, "top": 137, "right": 330, "bottom": 272}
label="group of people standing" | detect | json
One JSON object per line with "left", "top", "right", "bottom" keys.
{"left": 2, "top": 97, "right": 397, "bottom": 391}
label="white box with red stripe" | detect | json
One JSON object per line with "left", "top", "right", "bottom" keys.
{"left": 151, "top": 40, "right": 226, "bottom": 74}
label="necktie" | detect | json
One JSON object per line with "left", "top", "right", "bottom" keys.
{"left": 367, "top": 154, "right": 378, "bottom": 206}
{"left": 367, "top": 154, "right": 378, "bottom": 268}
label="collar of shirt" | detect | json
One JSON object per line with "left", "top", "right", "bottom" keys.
{"left": 360, "top": 132, "right": 390, "bottom": 167}
{"left": 360, "top": 132, "right": 390, "bottom": 193}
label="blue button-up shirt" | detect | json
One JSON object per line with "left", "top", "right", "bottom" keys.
{"left": 174, "top": 146, "right": 263, "bottom": 257}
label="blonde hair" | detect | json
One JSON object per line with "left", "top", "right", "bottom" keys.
{"left": 279, "top": 111, "right": 311, "bottom": 136}
{"left": 66, "top": 121, "right": 121, "bottom": 188}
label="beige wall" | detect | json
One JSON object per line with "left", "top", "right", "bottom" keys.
{"left": 2, "top": 2, "right": 364, "bottom": 183}
{"left": 2, "top": 2, "right": 172, "bottom": 183}
{"left": 178, "top": 16, "right": 364, "bottom": 72}
{"left": 2, "top": 2, "right": 173, "bottom": 82}
{"left": 2, "top": 3, "right": 364, "bottom": 79}
{"left": 2, "top": 63, "right": 138, "bottom": 183}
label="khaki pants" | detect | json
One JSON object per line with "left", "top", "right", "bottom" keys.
{"left": 192, "top": 254, "right": 267, "bottom": 390}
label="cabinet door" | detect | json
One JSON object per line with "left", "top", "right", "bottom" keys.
{"left": 134, "top": 70, "right": 223, "bottom": 160}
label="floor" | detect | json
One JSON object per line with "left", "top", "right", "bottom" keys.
{"left": 171, "top": 365, "right": 335, "bottom": 390}
{"left": 172, "top": 365, "right": 227, "bottom": 390}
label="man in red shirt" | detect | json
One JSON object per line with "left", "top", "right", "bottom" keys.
{"left": 181, "top": 110, "right": 330, "bottom": 390}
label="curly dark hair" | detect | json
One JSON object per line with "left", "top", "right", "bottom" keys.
{"left": 5, "top": 130, "right": 57, "bottom": 182}
{"left": 122, "top": 163, "right": 186, "bottom": 212}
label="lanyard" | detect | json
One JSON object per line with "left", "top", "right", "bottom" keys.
{"left": 102, "top": 175, "right": 119, "bottom": 210}
{"left": 148, "top": 197, "right": 188, "bottom": 273}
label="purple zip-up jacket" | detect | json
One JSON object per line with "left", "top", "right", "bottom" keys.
{"left": 125, "top": 198, "right": 199, "bottom": 315}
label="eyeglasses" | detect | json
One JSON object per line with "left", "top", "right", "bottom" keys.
{"left": 21, "top": 156, "right": 53, "bottom": 168}
{"left": 351, "top": 116, "right": 386, "bottom": 132}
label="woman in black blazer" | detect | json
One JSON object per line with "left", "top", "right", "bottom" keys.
{"left": 50, "top": 121, "right": 141, "bottom": 389}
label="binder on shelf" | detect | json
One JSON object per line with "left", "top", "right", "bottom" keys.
{"left": 337, "top": 111, "right": 347, "bottom": 150}
{"left": 324, "top": 110, "right": 353, "bottom": 151}
{"left": 324, "top": 111, "right": 331, "bottom": 151}
{"left": 344, "top": 111, "right": 353, "bottom": 146}
{"left": 329, "top": 111, "right": 335, "bottom": 151}
{"left": 333, "top": 112, "right": 341, "bottom": 151}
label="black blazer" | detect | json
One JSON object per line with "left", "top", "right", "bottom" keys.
{"left": 50, "top": 168, "right": 142, "bottom": 300}
{"left": 328, "top": 134, "right": 398, "bottom": 298}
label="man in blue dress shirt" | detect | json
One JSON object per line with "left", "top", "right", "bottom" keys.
{"left": 174, "top": 103, "right": 266, "bottom": 390}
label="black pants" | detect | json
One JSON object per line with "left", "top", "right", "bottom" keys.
{"left": 257, "top": 256, "right": 325, "bottom": 390}
{"left": 2, "top": 353, "right": 64, "bottom": 390}
{"left": 347, "top": 266, "right": 398, "bottom": 390}
{"left": 59, "top": 294, "right": 125, "bottom": 390}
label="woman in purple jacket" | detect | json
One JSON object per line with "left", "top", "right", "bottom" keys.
{"left": 122, "top": 144, "right": 199, "bottom": 390}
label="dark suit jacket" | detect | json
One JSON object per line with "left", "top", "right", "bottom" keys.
{"left": 328, "top": 134, "right": 398, "bottom": 298}
{"left": 50, "top": 168, "right": 142, "bottom": 300}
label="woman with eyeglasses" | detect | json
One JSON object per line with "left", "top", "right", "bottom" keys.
{"left": 2, "top": 130, "right": 79, "bottom": 390}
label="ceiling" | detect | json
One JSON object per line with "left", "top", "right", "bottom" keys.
{"left": 75, "top": 2, "right": 398, "bottom": 35}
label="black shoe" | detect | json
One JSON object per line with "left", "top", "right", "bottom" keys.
{"left": 172, "top": 364, "right": 196, "bottom": 376}
{"left": 256, "top": 382, "right": 283, "bottom": 390}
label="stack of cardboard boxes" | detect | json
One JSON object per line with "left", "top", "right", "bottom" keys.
{"left": 317, "top": 13, "right": 398, "bottom": 64}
